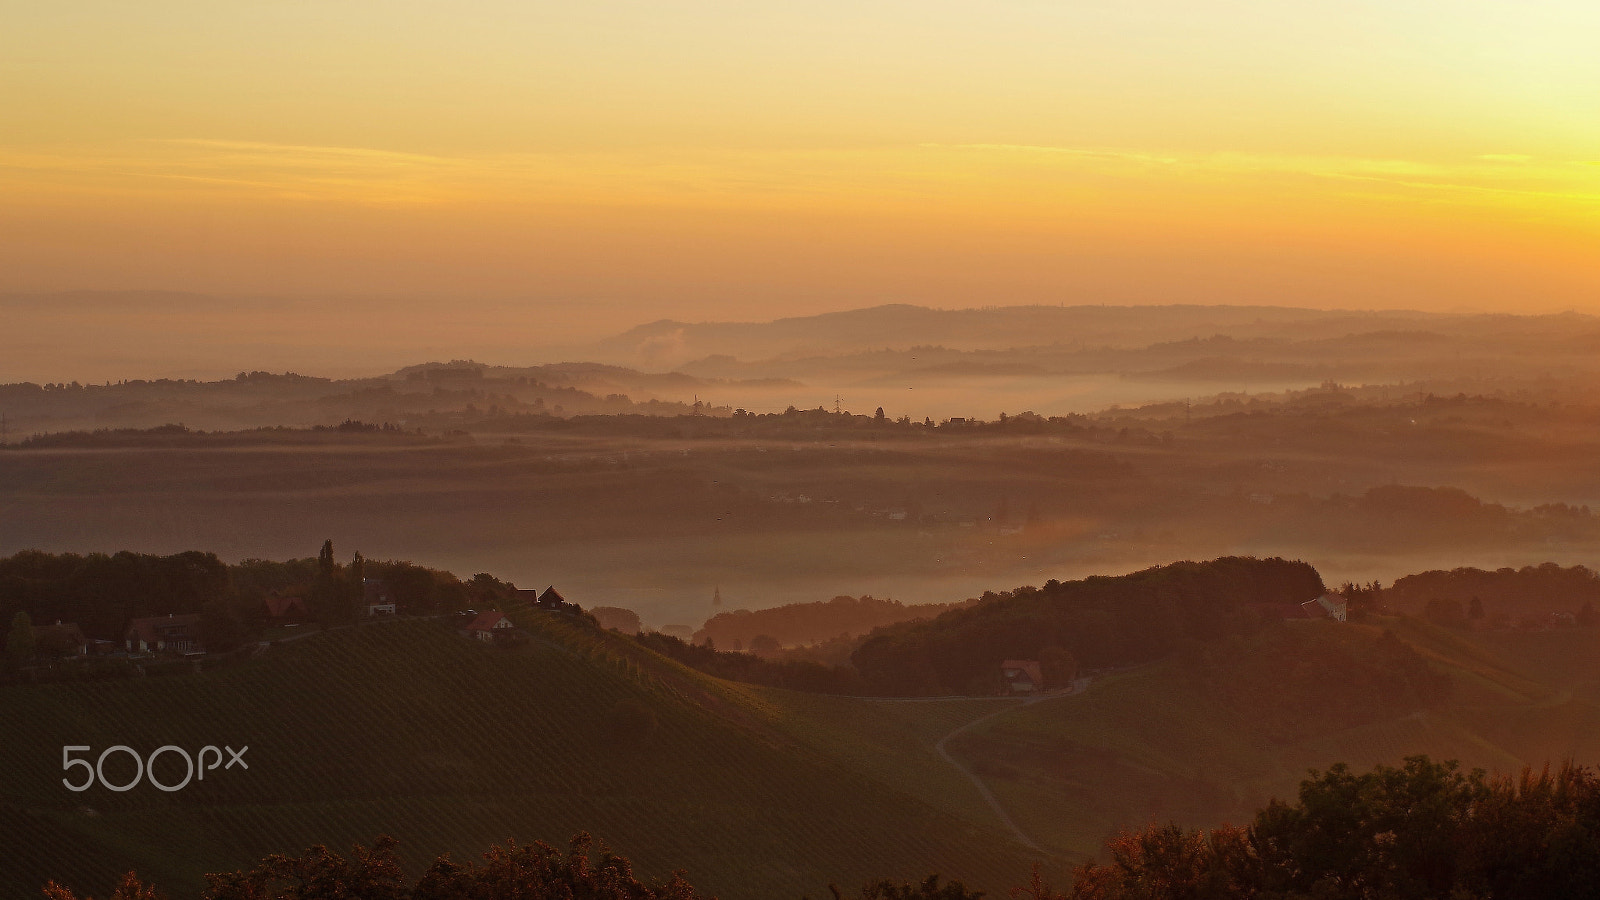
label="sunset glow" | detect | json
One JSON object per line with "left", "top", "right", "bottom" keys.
{"left": 14, "top": 6, "right": 1600, "bottom": 894}
{"left": 3, "top": 1, "right": 1597, "bottom": 317}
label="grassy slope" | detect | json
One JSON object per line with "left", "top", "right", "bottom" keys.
{"left": 0, "top": 616, "right": 1041, "bottom": 899}
{"left": 944, "top": 618, "right": 1600, "bottom": 859}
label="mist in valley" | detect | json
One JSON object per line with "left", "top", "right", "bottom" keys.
{"left": 5, "top": 299, "right": 1600, "bottom": 631}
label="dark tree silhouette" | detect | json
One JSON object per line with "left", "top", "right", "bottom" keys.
{"left": 202, "top": 836, "right": 405, "bottom": 900}
{"left": 317, "top": 540, "right": 336, "bottom": 579}
{"left": 1063, "top": 756, "right": 1600, "bottom": 900}
{"left": 6, "top": 611, "right": 34, "bottom": 669}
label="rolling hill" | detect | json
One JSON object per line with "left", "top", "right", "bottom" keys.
{"left": 940, "top": 615, "right": 1600, "bottom": 859}
{"left": 9, "top": 590, "right": 1600, "bottom": 899}
{"left": 0, "top": 612, "right": 1043, "bottom": 899}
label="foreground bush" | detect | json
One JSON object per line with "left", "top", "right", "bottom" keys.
{"left": 44, "top": 756, "right": 1600, "bottom": 900}
{"left": 1063, "top": 756, "right": 1600, "bottom": 900}
{"left": 44, "top": 834, "right": 980, "bottom": 900}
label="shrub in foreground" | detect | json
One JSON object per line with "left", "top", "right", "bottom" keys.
{"left": 1062, "top": 756, "right": 1600, "bottom": 900}
{"left": 43, "top": 756, "right": 1600, "bottom": 900}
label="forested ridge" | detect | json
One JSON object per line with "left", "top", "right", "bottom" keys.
{"left": 851, "top": 557, "right": 1325, "bottom": 696}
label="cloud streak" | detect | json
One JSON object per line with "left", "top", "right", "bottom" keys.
{"left": 3, "top": 138, "right": 1597, "bottom": 229}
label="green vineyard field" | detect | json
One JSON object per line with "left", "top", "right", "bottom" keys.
{"left": 0, "top": 616, "right": 1040, "bottom": 899}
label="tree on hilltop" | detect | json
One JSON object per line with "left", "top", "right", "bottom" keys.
{"left": 317, "top": 540, "right": 336, "bottom": 579}
{"left": 6, "top": 611, "right": 34, "bottom": 669}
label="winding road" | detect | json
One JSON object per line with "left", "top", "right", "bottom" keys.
{"left": 871, "top": 677, "right": 1092, "bottom": 852}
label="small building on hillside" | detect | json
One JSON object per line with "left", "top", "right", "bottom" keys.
{"left": 32, "top": 621, "right": 88, "bottom": 659}
{"left": 464, "top": 610, "right": 515, "bottom": 642}
{"left": 363, "top": 579, "right": 397, "bottom": 616}
{"left": 1001, "top": 659, "right": 1043, "bottom": 694}
{"left": 535, "top": 586, "right": 580, "bottom": 614}
{"left": 1301, "top": 593, "right": 1349, "bottom": 623}
{"left": 264, "top": 594, "right": 308, "bottom": 623}
{"left": 125, "top": 614, "right": 204, "bottom": 654}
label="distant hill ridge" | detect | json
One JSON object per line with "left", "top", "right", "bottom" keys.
{"left": 595, "top": 303, "right": 1600, "bottom": 367}
{"left": 694, "top": 594, "right": 971, "bottom": 649}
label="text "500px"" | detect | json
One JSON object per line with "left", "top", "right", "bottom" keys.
{"left": 63, "top": 745, "right": 248, "bottom": 792}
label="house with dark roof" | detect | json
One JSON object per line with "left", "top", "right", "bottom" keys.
{"left": 264, "top": 594, "right": 308, "bottom": 622}
{"left": 464, "top": 610, "right": 514, "bottom": 642}
{"left": 533, "top": 586, "right": 586, "bottom": 615}
{"left": 32, "top": 621, "right": 87, "bottom": 659}
{"left": 1000, "top": 659, "right": 1043, "bottom": 694}
{"left": 125, "top": 614, "right": 204, "bottom": 654}
{"left": 363, "top": 579, "right": 397, "bottom": 616}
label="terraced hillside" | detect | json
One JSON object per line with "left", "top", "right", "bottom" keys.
{"left": 0, "top": 615, "right": 1043, "bottom": 899}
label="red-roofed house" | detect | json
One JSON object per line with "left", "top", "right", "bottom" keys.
{"left": 125, "top": 614, "right": 204, "bottom": 654}
{"left": 465, "top": 611, "right": 514, "bottom": 642}
{"left": 1001, "top": 659, "right": 1043, "bottom": 694}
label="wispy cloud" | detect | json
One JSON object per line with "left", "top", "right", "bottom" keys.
{"left": 931, "top": 142, "right": 1600, "bottom": 209}
{"left": 4, "top": 138, "right": 1598, "bottom": 217}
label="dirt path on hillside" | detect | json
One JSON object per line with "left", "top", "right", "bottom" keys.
{"left": 925, "top": 678, "right": 1091, "bottom": 852}
{"left": 933, "top": 702, "right": 1043, "bottom": 850}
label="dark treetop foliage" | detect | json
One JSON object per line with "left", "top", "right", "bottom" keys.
{"left": 1061, "top": 755, "right": 1600, "bottom": 900}
{"left": 0, "top": 550, "right": 230, "bottom": 642}
{"left": 0, "top": 549, "right": 474, "bottom": 653}
{"left": 47, "top": 833, "right": 985, "bottom": 900}
{"left": 694, "top": 594, "right": 970, "bottom": 650}
{"left": 1386, "top": 562, "right": 1600, "bottom": 616}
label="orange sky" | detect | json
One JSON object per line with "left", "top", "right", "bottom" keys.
{"left": 2, "top": 1, "right": 1597, "bottom": 324}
